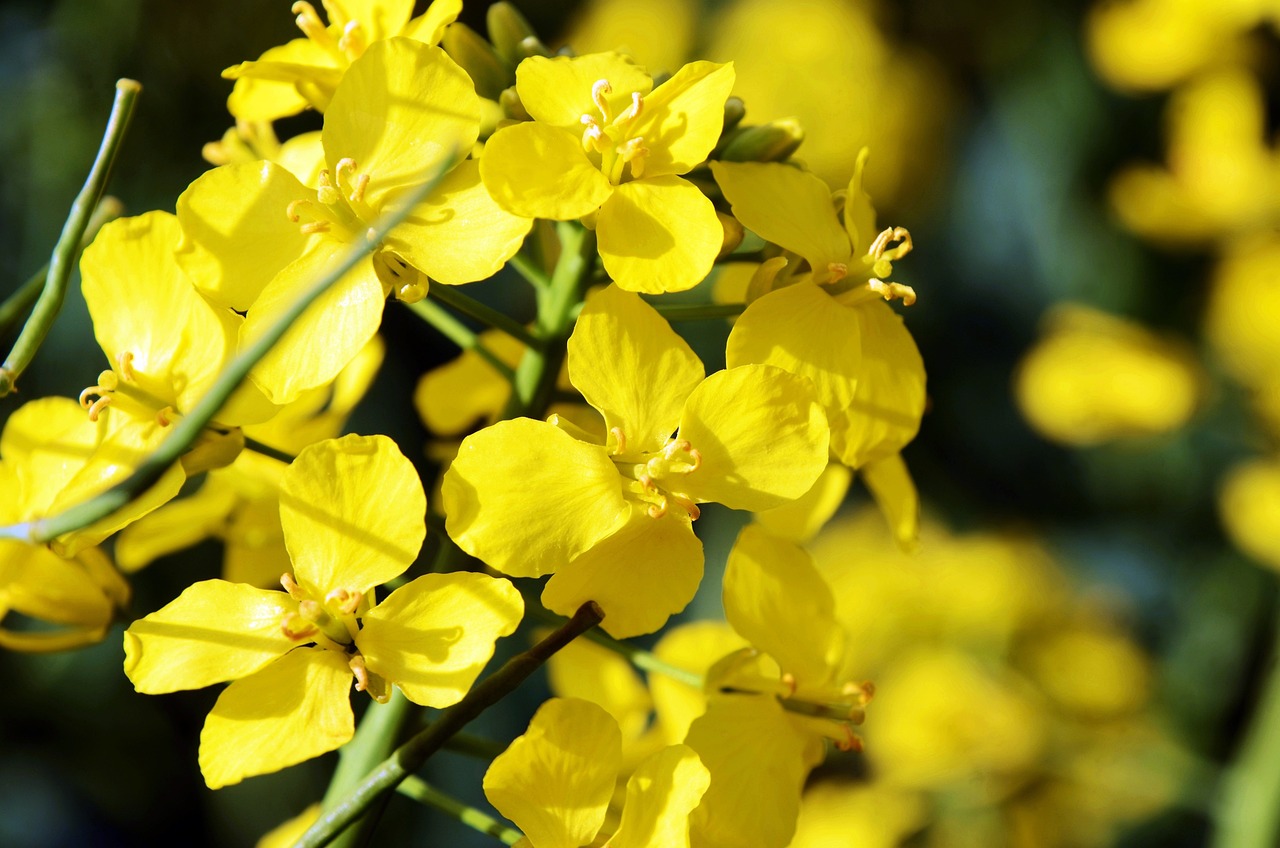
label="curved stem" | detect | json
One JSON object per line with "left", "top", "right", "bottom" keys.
{"left": 397, "top": 777, "right": 522, "bottom": 845}
{"left": 324, "top": 689, "right": 414, "bottom": 848}
{"left": 427, "top": 283, "right": 542, "bottom": 350}
{"left": 0, "top": 155, "right": 458, "bottom": 544}
{"left": 0, "top": 80, "right": 141, "bottom": 396}
{"left": 293, "top": 601, "right": 604, "bottom": 848}
{"left": 405, "top": 298, "right": 515, "bottom": 381}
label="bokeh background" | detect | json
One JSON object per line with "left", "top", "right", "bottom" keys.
{"left": 1, "top": 0, "right": 1278, "bottom": 845}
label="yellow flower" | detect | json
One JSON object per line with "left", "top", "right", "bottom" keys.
{"left": 480, "top": 52, "right": 734, "bottom": 293}
{"left": 178, "top": 37, "right": 530, "bottom": 404}
{"left": 483, "top": 697, "right": 709, "bottom": 848}
{"left": 1220, "top": 457, "right": 1280, "bottom": 572}
{"left": 442, "top": 285, "right": 829, "bottom": 637}
{"left": 222, "top": 0, "right": 461, "bottom": 121}
{"left": 122, "top": 434, "right": 522, "bottom": 788}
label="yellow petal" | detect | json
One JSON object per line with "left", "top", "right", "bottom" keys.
{"left": 324, "top": 0, "right": 414, "bottom": 41}
{"left": 754, "top": 463, "right": 852, "bottom": 545}
{"left": 357, "top": 572, "right": 523, "bottom": 707}
{"left": 483, "top": 698, "right": 620, "bottom": 848}
{"left": 227, "top": 39, "right": 336, "bottom": 122}
{"left": 609, "top": 745, "right": 709, "bottom": 848}
{"left": 2, "top": 397, "right": 101, "bottom": 517}
{"left": 280, "top": 434, "right": 425, "bottom": 596}
{"left": 402, "top": 0, "right": 462, "bottom": 44}
{"left": 199, "top": 647, "right": 354, "bottom": 789}
{"left": 176, "top": 161, "right": 314, "bottom": 312}
{"left": 442, "top": 419, "right": 628, "bottom": 577}
{"left": 1221, "top": 458, "right": 1280, "bottom": 572}
{"left": 597, "top": 176, "right": 721, "bottom": 294}
{"left": 0, "top": 541, "right": 115, "bottom": 630}
{"left": 629, "top": 61, "right": 733, "bottom": 177}
{"left": 567, "top": 285, "right": 703, "bottom": 453}
{"left": 842, "top": 148, "right": 878, "bottom": 256}
{"left": 256, "top": 803, "right": 322, "bottom": 848}
{"left": 726, "top": 283, "right": 862, "bottom": 422}
{"left": 542, "top": 503, "right": 703, "bottom": 638}
{"left": 323, "top": 39, "right": 479, "bottom": 210}
{"left": 545, "top": 634, "right": 653, "bottom": 743}
{"left": 277, "top": 131, "right": 326, "bottom": 187}
{"left": 677, "top": 364, "right": 829, "bottom": 512}
{"left": 516, "top": 52, "right": 653, "bottom": 129}
{"left": 723, "top": 526, "right": 845, "bottom": 687}
{"left": 388, "top": 160, "right": 532, "bottom": 285}
{"left": 114, "top": 477, "right": 240, "bottom": 572}
{"left": 651, "top": 622, "right": 745, "bottom": 742}
{"left": 240, "top": 247, "right": 385, "bottom": 405}
{"left": 710, "top": 162, "right": 850, "bottom": 276}
{"left": 860, "top": 452, "right": 919, "bottom": 552}
{"left": 415, "top": 329, "right": 524, "bottom": 435}
{"left": 480, "top": 122, "right": 615, "bottom": 220}
{"left": 123, "top": 580, "right": 298, "bottom": 694}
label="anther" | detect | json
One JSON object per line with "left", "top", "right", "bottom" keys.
{"left": 338, "top": 20, "right": 366, "bottom": 57}
{"left": 647, "top": 496, "right": 669, "bottom": 519}
{"left": 116, "top": 351, "right": 136, "bottom": 382}
{"left": 869, "top": 226, "right": 912, "bottom": 261}
{"left": 826, "top": 262, "right": 849, "bottom": 284}
{"left": 280, "top": 612, "right": 319, "bottom": 641}
{"left": 350, "top": 654, "right": 373, "bottom": 693}
{"left": 281, "top": 573, "right": 307, "bottom": 601}
{"left": 591, "top": 79, "right": 613, "bottom": 121}
{"left": 616, "top": 91, "right": 644, "bottom": 124}
{"left": 867, "top": 279, "right": 917, "bottom": 306}
{"left": 610, "top": 426, "right": 627, "bottom": 455}
{"left": 781, "top": 672, "right": 798, "bottom": 697}
{"left": 687, "top": 448, "right": 702, "bottom": 471}
{"left": 349, "top": 173, "right": 369, "bottom": 204}
{"left": 85, "top": 396, "right": 112, "bottom": 422}
{"left": 287, "top": 199, "right": 313, "bottom": 223}
{"left": 326, "top": 588, "right": 360, "bottom": 616}
{"left": 291, "top": 2, "right": 328, "bottom": 42}
{"left": 155, "top": 406, "right": 175, "bottom": 427}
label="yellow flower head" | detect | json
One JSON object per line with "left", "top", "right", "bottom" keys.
{"left": 480, "top": 52, "right": 735, "bottom": 293}
{"left": 122, "top": 434, "right": 522, "bottom": 788}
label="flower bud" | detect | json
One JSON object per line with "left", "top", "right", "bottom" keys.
{"left": 718, "top": 118, "right": 805, "bottom": 163}
{"left": 443, "top": 21, "right": 512, "bottom": 101}
{"left": 487, "top": 3, "right": 549, "bottom": 67}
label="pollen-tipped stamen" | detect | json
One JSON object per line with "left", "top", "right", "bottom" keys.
{"left": 338, "top": 19, "right": 367, "bottom": 58}
{"left": 591, "top": 79, "right": 613, "bottom": 122}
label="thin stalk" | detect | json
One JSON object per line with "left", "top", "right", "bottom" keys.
{"left": 506, "top": 251, "right": 550, "bottom": 289}
{"left": 0, "top": 80, "right": 141, "bottom": 396}
{"left": 427, "top": 283, "right": 542, "bottom": 349}
{"left": 323, "top": 689, "right": 414, "bottom": 848}
{"left": 650, "top": 302, "right": 747, "bottom": 322}
{"left": 0, "top": 197, "right": 123, "bottom": 335}
{"left": 0, "top": 156, "right": 457, "bottom": 544}
{"left": 241, "top": 436, "right": 296, "bottom": 465}
{"left": 396, "top": 777, "right": 522, "bottom": 845}
{"left": 405, "top": 298, "right": 515, "bottom": 381}
{"left": 293, "top": 601, "right": 604, "bottom": 848}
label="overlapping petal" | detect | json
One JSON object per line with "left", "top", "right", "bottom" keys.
{"left": 516, "top": 53, "right": 652, "bottom": 129}
{"left": 609, "top": 745, "right": 710, "bottom": 848}
{"left": 629, "top": 61, "right": 733, "bottom": 177}
{"left": 597, "top": 176, "right": 721, "bottom": 294}
{"left": 226, "top": 39, "right": 337, "bottom": 122}
{"left": 481, "top": 122, "right": 615, "bottom": 220}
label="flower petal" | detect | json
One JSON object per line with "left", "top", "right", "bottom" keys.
{"left": 861, "top": 452, "right": 919, "bottom": 552}
{"left": 483, "top": 698, "right": 620, "bottom": 848}
{"left": 415, "top": 329, "right": 524, "bottom": 435}
{"left": 567, "top": 285, "right": 703, "bottom": 453}
{"left": 597, "top": 176, "right": 721, "bottom": 294}
{"left": 358, "top": 572, "right": 523, "bottom": 707}
{"left": 402, "top": 0, "right": 462, "bottom": 44}
{"left": 842, "top": 148, "right": 878, "bottom": 256}
{"left": 651, "top": 623, "right": 746, "bottom": 742}
{"left": 516, "top": 53, "right": 653, "bottom": 129}
{"left": 629, "top": 61, "right": 734, "bottom": 177}
{"left": 542, "top": 503, "right": 703, "bottom": 638}
{"left": 199, "top": 647, "right": 354, "bottom": 789}
{"left": 545, "top": 635, "right": 653, "bottom": 743}
{"left": 480, "top": 122, "right": 614, "bottom": 220}
{"left": 442, "top": 418, "right": 628, "bottom": 577}
{"left": 754, "top": 463, "right": 852, "bottom": 545}
{"left": 388, "top": 160, "right": 532, "bottom": 285}
{"left": 114, "top": 477, "right": 240, "bottom": 572}
{"left": 609, "top": 745, "right": 710, "bottom": 848}
{"left": 677, "top": 364, "right": 829, "bottom": 512}
{"left": 0, "top": 541, "right": 114, "bottom": 630}
{"left": 280, "top": 434, "right": 425, "bottom": 596}
{"left": 123, "top": 580, "right": 298, "bottom": 694}
{"left": 226, "top": 39, "right": 336, "bottom": 122}
{"left": 710, "top": 162, "right": 850, "bottom": 275}
{"left": 324, "top": 39, "right": 479, "bottom": 210}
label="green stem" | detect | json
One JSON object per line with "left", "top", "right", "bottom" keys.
{"left": 0, "top": 80, "right": 141, "bottom": 396}
{"left": 293, "top": 601, "right": 604, "bottom": 848}
{"left": 506, "top": 251, "right": 550, "bottom": 289}
{"left": 650, "top": 302, "right": 747, "bottom": 322}
{"left": 323, "top": 689, "right": 414, "bottom": 848}
{"left": 427, "top": 283, "right": 542, "bottom": 349}
{"left": 0, "top": 156, "right": 457, "bottom": 544}
{"left": 1212, "top": 617, "right": 1280, "bottom": 848}
{"left": 0, "top": 197, "right": 123, "bottom": 336}
{"left": 241, "top": 436, "right": 296, "bottom": 465}
{"left": 441, "top": 730, "right": 507, "bottom": 761}
{"left": 396, "top": 777, "right": 522, "bottom": 845}
{"left": 405, "top": 298, "right": 515, "bottom": 381}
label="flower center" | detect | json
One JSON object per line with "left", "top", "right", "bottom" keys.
{"left": 609, "top": 428, "right": 703, "bottom": 520}
{"left": 286, "top": 157, "right": 373, "bottom": 240}
{"left": 292, "top": 1, "right": 368, "bottom": 64}
{"left": 77, "top": 352, "right": 176, "bottom": 426}
{"left": 580, "top": 79, "right": 650, "bottom": 185}
{"left": 277, "top": 573, "right": 392, "bottom": 702}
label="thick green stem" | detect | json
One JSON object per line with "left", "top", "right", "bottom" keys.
{"left": 0, "top": 157, "right": 457, "bottom": 544}
{"left": 397, "top": 777, "right": 522, "bottom": 845}
{"left": 405, "top": 298, "right": 515, "bottom": 380}
{"left": 293, "top": 601, "right": 604, "bottom": 848}
{"left": 323, "top": 690, "right": 414, "bottom": 848}
{"left": 0, "top": 81, "right": 140, "bottom": 396}
{"left": 427, "top": 282, "right": 542, "bottom": 349}
{"left": 0, "top": 197, "right": 123, "bottom": 336}
{"left": 1213, "top": 618, "right": 1280, "bottom": 848}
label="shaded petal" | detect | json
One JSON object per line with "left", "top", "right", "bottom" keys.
{"left": 358, "top": 572, "right": 523, "bottom": 707}
{"left": 677, "top": 364, "right": 829, "bottom": 512}
{"left": 483, "top": 698, "right": 620, "bottom": 848}
{"left": 543, "top": 504, "right": 702, "bottom": 638}
{"left": 710, "top": 162, "right": 849, "bottom": 275}
{"left": 609, "top": 745, "right": 710, "bottom": 848}
{"left": 280, "top": 434, "right": 425, "bottom": 596}
{"left": 516, "top": 53, "right": 652, "bottom": 129}
{"left": 597, "top": 176, "right": 720, "bottom": 294}
{"left": 442, "top": 419, "right": 628, "bottom": 577}
{"left": 480, "top": 122, "right": 614, "bottom": 220}
{"left": 123, "top": 580, "right": 298, "bottom": 694}
{"left": 861, "top": 452, "right": 919, "bottom": 552}
{"left": 842, "top": 148, "right": 878, "bottom": 256}
{"left": 754, "top": 463, "right": 852, "bottom": 545}
{"left": 388, "top": 160, "right": 532, "bottom": 284}
{"left": 176, "top": 161, "right": 313, "bottom": 311}
{"left": 726, "top": 283, "right": 862, "bottom": 417}
{"left": 199, "top": 648, "right": 354, "bottom": 789}
{"left": 830, "top": 300, "right": 925, "bottom": 468}
{"left": 415, "top": 329, "right": 524, "bottom": 435}
{"left": 0, "top": 541, "right": 114, "bottom": 630}
{"left": 629, "top": 61, "right": 733, "bottom": 177}
{"left": 240, "top": 246, "right": 385, "bottom": 405}
{"left": 324, "top": 39, "right": 479, "bottom": 210}
{"left": 567, "top": 285, "right": 703, "bottom": 453}
{"left": 651, "top": 623, "right": 746, "bottom": 742}
{"left": 325, "top": 0, "right": 414, "bottom": 41}
{"left": 545, "top": 635, "right": 653, "bottom": 743}
{"left": 723, "top": 526, "right": 845, "bottom": 687}
{"left": 114, "top": 477, "right": 239, "bottom": 572}
{"left": 686, "top": 697, "right": 816, "bottom": 848}
{"left": 402, "top": 0, "right": 462, "bottom": 44}
{"left": 226, "top": 39, "right": 335, "bottom": 122}
{"left": 3, "top": 397, "right": 101, "bottom": 517}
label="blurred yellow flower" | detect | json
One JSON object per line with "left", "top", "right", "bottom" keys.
{"left": 1220, "top": 457, "right": 1280, "bottom": 572}
{"left": 1015, "top": 304, "right": 1201, "bottom": 446}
